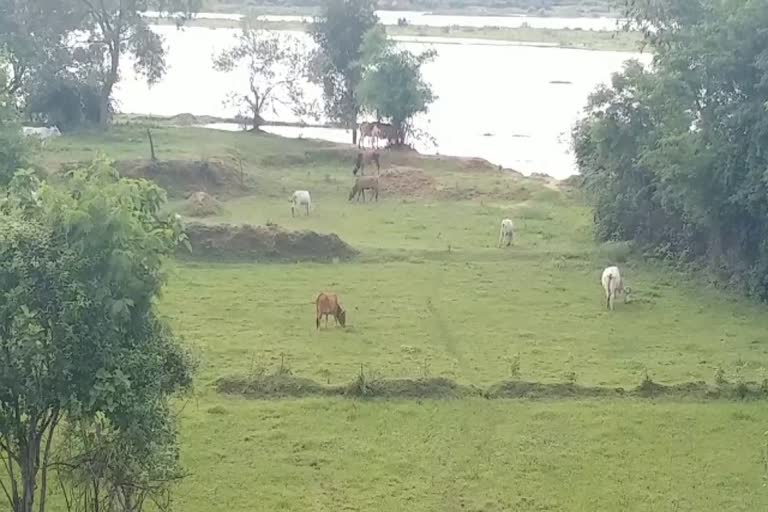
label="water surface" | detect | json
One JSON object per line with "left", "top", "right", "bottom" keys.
{"left": 116, "top": 25, "right": 650, "bottom": 178}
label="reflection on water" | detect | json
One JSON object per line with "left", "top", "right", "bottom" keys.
{"left": 116, "top": 25, "right": 650, "bottom": 178}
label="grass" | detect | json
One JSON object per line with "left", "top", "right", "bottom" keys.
{"left": 178, "top": 398, "right": 768, "bottom": 511}
{"left": 41, "top": 124, "right": 768, "bottom": 510}
{"left": 148, "top": 16, "right": 643, "bottom": 52}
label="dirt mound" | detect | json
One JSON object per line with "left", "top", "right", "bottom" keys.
{"left": 181, "top": 222, "right": 358, "bottom": 262}
{"left": 217, "top": 375, "right": 331, "bottom": 399}
{"left": 116, "top": 159, "right": 247, "bottom": 198}
{"left": 179, "top": 191, "right": 224, "bottom": 217}
{"left": 379, "top": 166, "right": 437, "bottom": 197}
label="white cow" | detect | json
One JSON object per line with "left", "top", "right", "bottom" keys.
{"left": 291, "top": 190, "right": 311, "bottom": 217}
{"left": 498, "top": 218, "right": 514, "bottom": 247}
{"left": 601, "top": 266, "right": 631, "bottom": 310}
{"left": 22, "top": 126, "right": 61, "bottom": 141}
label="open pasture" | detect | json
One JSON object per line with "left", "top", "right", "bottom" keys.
{"left": 42, "top": 125, "right": 768, "bottom": 510}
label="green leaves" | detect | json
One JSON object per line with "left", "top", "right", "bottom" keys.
{"left": 310, "top": 0, "right": 379, "bottom": 131}
{"left": 0, "top": 159, "right": 194, "bottom": 512}
{"left": 577, "top": 0, "right": 768, "bottom": 299}
{"left": 357, "top": 40, "right": 436, "bottom": 145}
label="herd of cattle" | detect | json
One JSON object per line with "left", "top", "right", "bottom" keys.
{"left": 304, "top": 126, "right": 632, "bottom": 329}
{"left": 20, "top": 122, "right": 630, "bottom": 328}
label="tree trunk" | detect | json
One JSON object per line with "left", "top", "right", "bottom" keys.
{"left": 98, "top": 87, "right": 112, "bottom": 128}
{"left": 352, "top": 126, "right": 358, "bottom": 145}
{"left": 20, "top": 433, "right": 40, "bottom": 512}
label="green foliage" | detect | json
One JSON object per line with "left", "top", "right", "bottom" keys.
{"left": 78, "top": 0, "right": 201, "bottom": 126}
{"left": 25, "top": 78, "right": 103, "bottom": 131}
{"left": 357, "top": 26, "right": 436, "bottom": 145}
{"left": 309, "top": 0, "right": 378, "bottom": 140}
{"left": 0, "top": 160, "right": 192, "bottom": 512}
{"left": 0, "top": 0, "right": 83, "bottom": 96}
{"left": 574, "top": 0, "right": 768, "bottom": 299}
{"left": 213, "top": 21, "right": 310, "bottom": 130}
{"left": 0, "top": 70, "right": 30, "bottom": 186}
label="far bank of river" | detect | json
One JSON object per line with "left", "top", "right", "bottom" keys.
{"left": 142, "top": 9, "right": 640, "bottom": 52}
{"left": 118, "top": 19, "right": 651, "bottom": 178}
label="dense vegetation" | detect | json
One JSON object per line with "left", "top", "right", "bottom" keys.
{"left": 573, "top": 0, "right": 768, "bottom": 300}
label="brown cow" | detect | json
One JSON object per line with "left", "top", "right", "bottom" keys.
{"left": 353, "top": 150, "right": 380, "bottom": 176}
{"left": 316, "top": 292, "right": 346, "bottom": 329}
{"left": 349, "top": 176, "right": 379, "bottom": 202}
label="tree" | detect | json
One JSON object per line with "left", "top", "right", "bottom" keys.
{"left": 0, "top": 68, "right": 31, "bottom": 186}
{"left": 213, "top": 21, "right": 310, "bottom": 132}
{"left": 309, "top": 0, "right": 378, "bottom": 144}
{"left": 78, "top": 0, "right": 200, "bottom": 127}
{"left": 574, "top": 0, "right": 768, "bottom": 299}
{"left": 357, "top": 26, "right": 436, "bottom": 146}
{"left": 0, "top": 160, "right": 193, "bottom": 512}
{"left": 0, "top": 0, "right": 83, "bottom": 97}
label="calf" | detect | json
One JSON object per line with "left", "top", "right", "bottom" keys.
{"left": 349, "top": 176, "right": 379, "bottom": 202}
{"left": 315, "top": 292, "right": 346, "bottom": 329}
{"left": 498, "top": 218, "right": 514, "bottom": 247}
{"left": 291, "top": 190, "right": 311, "bottom": 217}
{"left": 601, "top": 266, "right": 631, "bottom": 310}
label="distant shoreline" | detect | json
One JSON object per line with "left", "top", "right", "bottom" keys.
{"left": 148, "top": 15, "right": 642, "bottom": 53}
{"left": 199, "top": 3, "right": 619, "bottom": 18}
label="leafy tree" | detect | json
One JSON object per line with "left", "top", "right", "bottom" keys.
{"left": 0, "top": 68, "right": 31, "bottom": 185}
{"left": 357, "top": 26, "right": 436, "bottom": 146}
{"left": 0, "top": 0, "right": 82, "bottom": 97}
{"left": 213, "top": 21, "right": 311, "bottom": 131}
{"left": 309, "top": 0, "right": 378, "bottom": 144}
{"left": 574, "top": 0, "right": 768, "bottom": 298}
{"left": 0, "top": 160, "right": 193, "bottom": 512}
{"left": 78, "top": 0, "right": 201, "bottom": 127}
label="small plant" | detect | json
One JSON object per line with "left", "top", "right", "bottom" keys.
{"left": 564, "top": 354, "right": 577, "bottom": 384}
{"left": 506, "top": 353, "right": 521, "bottom": 380}
{"left": 276, "top": 353, "right": 292, "bottom": 376}
{"left": 714, "top": 365, "right": 727, "bottom": 386}
{"left": 419, "top": 358, "right": 431, "bottom": 379}
{"left": 248, "top": 353, "right": 266, "bottom": 382}
{"left": 317, "top": 368, "right": 332, "bottom": 385}
{"left": 349, "top": 363, "right": 381, "bottom": 397}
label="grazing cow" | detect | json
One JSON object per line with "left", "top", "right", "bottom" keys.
{"left": 358, "top": 122, "right": 375, "bottom": 148}
{"left": 22, "top": 126, "right": 61, "bottom": 141}
{"left": 353, "top": 150, "right": 380, "bottom": 176}
{"left": 316, "top": 292, "right": 346, "bottom": 329}
{"left": 348, "top": 176, "right": 379, "bottom": 202}
{"left": 498, "top": 218, "right": 514, "bottom": 247}
{"left": 290, "top": 190, "right": 311, "bottom": 217}
{"left": 601, "top": 266, "right": 631, "bottom": 310}
{"left": 374, "top": 122, "right": 398, "bottom": 147}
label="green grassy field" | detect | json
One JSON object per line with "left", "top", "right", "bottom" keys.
{"left": 41, "top": 125, "right": 768, "bottom": 510}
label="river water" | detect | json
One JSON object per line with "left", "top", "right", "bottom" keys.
{"left": 117, "top": 22, "right": 650, "bottom": 178}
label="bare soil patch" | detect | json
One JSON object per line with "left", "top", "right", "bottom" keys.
{"left": 378, "top": 166, "right": 437, "bottom": 198}
{"left": 116, "top": 159, "right": 248, "bottom": 198}
{"left": 181, "top": 222, "right": 358, "bottom": 263}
